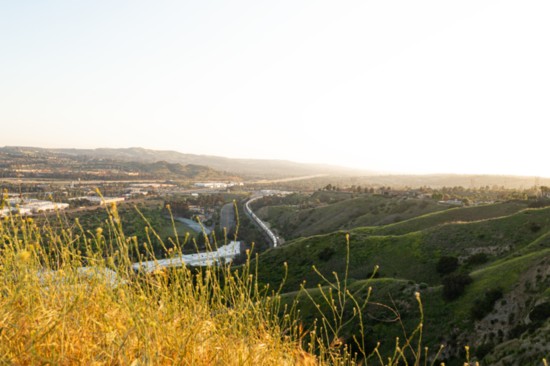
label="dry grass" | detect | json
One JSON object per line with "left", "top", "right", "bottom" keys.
{"left": 0, "top": 203, "right": 323, "bottom": 365}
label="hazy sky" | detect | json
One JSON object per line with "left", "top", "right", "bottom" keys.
{"left": 1, "top": 1, "right": 549, "bottom": 176}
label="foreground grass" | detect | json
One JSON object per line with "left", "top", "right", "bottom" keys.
{"left": 0, "top": 206, "right": 326, "bottom": 365}
{"left": 0, "top": 202, "right": 451, "bottom": 365}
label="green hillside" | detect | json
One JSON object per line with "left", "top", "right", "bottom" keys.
{"left": 256, "top": 205, "right": 550, "bottom": 291}
{"left": 254, "top": 201, "right": 550, "bottom": 364}
{"left": 256, "top": 192, "right": 450, "bottom": 239}
{"left": 278, "top": 248, "right": 550, "bottom": 364}
{"left": 365, "top": 200, "right": 530, "bottom": 236}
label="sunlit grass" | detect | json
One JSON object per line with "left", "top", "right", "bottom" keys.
{"left": 0, "top": 205, "right": 316, "bottom": 365}
{"left": 0, "top": 199, "right": 428, "bottom": 365}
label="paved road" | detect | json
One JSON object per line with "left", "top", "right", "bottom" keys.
{"left": 244, "top": 196, "right": 278, "bottom": 248}
{"left": 219, "top": 202, "right": 236, "bottom": 232}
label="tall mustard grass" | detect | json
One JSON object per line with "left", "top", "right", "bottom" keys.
{"left": 0, "top": 203, "right": 315, "bottom": 365}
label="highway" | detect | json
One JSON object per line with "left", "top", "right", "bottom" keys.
{"left": 244, "top": 195, "right": 279, "bottom": 248}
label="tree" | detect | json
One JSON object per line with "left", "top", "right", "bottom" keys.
{"left": 442, "top": 273, "right": 473, "bottom": 301}
{"left": 471, "top": 288, "right": 503, "bottom": 320}
{"left": 436, "top": 256, "right": 459, "bottom": 275}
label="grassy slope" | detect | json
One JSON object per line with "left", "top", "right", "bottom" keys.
{"left": 455, "top": 248, "right": 550, "bottom": 319}
{"left": 262, "top": 195, "right": 449, "bottom": 239}
{"left": 278, "top": 247, "right": 550, "bottom": 364}
{"left": 1, "top": 212, "right": 322, "bottom": 365}
{"left": 257, "top": 204, "right": 550, "bottom": 293}
{"left": 263, "top": 201, "right": 550, "bottom": 364}
{"left": 363, "top": 200, "right": 530, "bottom": 236}
{"left": 280, "top": 278, "right": 419, "bottom": 356}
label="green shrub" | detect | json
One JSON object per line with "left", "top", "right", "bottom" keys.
{"left": 442, "top": 272, "right": 473, "bottom": 301}
{"left": 530, "top": 222, "right": 542, "bottom": 233}
{"left": 471, "top": 288, "right": 503, "bottom": 320}
{"left": 466, "top": 252, "right": 489, "bottom": 266}
{"left": 317, "top": 246, "right": 335, "bottom": 261}
{"left": 437, "top": 255, "right": 459, "bottom": 275}
{"left": 476, "top": 343, "right": 495, "bottom": 360}
{"left": 530, "top": 302, "right": 550, "bottom": 323}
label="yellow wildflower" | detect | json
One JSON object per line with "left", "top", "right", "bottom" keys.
{"left": 17, "top": 250, "right": 31, "bottom": 262}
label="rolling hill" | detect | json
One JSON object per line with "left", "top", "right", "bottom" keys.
{"left": 0, "top": 146, "right": 237, "bottom": 181}
{"left": 252, "top": 200, "right": 550, "bottom": 365}
{"left": 45, "top": 146, "right": 368, "bottom": 178}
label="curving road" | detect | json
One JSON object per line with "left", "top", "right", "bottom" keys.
{"left": 244, "top": 196, "right": 279, "bottom": 248}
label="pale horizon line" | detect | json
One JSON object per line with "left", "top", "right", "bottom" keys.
{"left": 2, "top": 144, "right": 550, "bottom": 180}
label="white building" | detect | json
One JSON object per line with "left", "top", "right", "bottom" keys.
{"left": 24, "top": 200, "right": 70, "bottom": 213}
{"left": 1, "top": 199, "right": 69, "bottom": 216}
{"left": 194, "top": 182, "right": 229, "bottom": 189}
{"left": 194, "top": 182, "right": 243, "bottom": 189}
{"left": 132, "top": 241, "right": 242, "bottom": 273}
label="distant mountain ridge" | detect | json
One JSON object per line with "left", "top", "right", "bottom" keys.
{"left": 0, "top": 146, "right": 236, "bottom": 181}
{"left": 2, "top": 146, "right": 370, "bottom": 178}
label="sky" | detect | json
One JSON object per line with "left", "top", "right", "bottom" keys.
{"left": 1, "top": 1, "right": 549, "bottom": 177}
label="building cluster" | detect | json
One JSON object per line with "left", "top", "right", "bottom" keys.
{"left": 69, "top": 196, "right": 126, "bottom": 205}
{"left": 1, "top": 198, "right": 69, "bottom": 217}
{"left": 124, "top": 187, "right": 148, "bottom": 198}
{"left": 194, "top": 182, "right": 243, "bottom": 189}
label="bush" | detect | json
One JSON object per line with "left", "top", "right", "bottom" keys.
{"left": 471, "top": 288, "right": 503, "bottom": 320}
{"left": 529, "top": 222, "right": 542, "bottom": 233}
{"left": 476, "top": 343, "right": 495, "bottom": 360}
{"left": 436, "top": 256, "right": 459, "bottom": 275}
{"left": 465, "top": 253, "right": 489, "bottom": 266}
{"left": 442, "top": 273, "right": 473, "bottom": 301}
{"left": 509, "top": 324, "right": 528, "bottom": 338}
{"left": 530, "top": 302, "right": 550, "bottom": 323}
{"left": 317, "top": 246, "right": 336, "bottom": 261}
